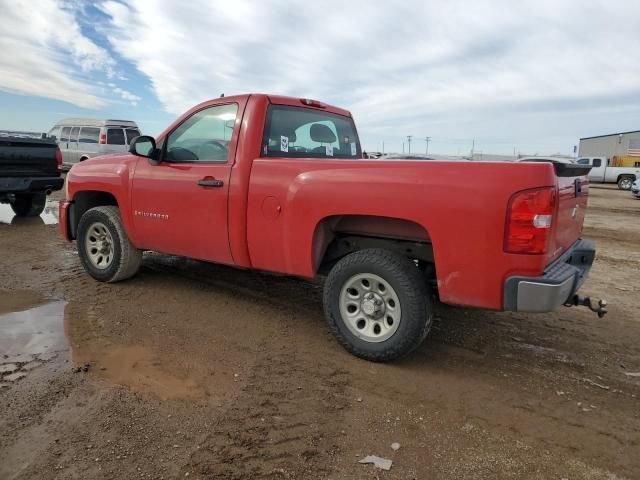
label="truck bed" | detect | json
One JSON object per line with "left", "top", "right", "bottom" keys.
{"left": 0, "top": 136, "right": 60, "bottom": 177}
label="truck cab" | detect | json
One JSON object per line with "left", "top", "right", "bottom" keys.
{"left": 576, "top": 156, "right": 606, "bottom": 180}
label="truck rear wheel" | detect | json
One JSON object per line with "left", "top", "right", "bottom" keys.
{"left": 10, "top": 193, "right": 46, "bottom": 217}
{"left": 323, "top": 248, "right": 433, "bottom": 362}
{"left": 618, "top": 176, "right": 633, "bottom": 190}
{"left": 77, "top": 206, "right": 142, "bottom": 283}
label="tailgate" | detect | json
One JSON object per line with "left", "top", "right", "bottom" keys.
{"left": 0, "top": 137, "right": 59, "bottom": 177}
{"left": 552, "top": 164, "right": 590, "bottom": 258}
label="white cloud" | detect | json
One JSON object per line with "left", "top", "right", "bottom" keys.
{"left": 0, "top": 0, "right": 115, "bottom": 108}
{"left": 98, "top": 0, "right": 640, "bottom": 153}
{"left": 2, "top": 0, "right": 637, "bottom": 152}
{"left": 112, "top": 86, "right": 141, "bottom": 106}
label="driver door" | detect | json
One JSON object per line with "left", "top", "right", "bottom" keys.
{"left": 131, "top": 103, "right": 238, "bottom": 264}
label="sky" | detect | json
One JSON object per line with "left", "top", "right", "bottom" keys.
{"left": 0, "top": 0, "right": 639, "bottom": 156}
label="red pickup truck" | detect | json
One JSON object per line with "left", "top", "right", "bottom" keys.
{"left": 59, "top": 94, "right": 604, "bottom": 361}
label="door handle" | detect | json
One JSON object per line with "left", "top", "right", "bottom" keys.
{"left": 197, "top": 178, "right": 224, "bottom": 188}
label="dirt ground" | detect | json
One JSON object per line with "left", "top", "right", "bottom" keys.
{"left": 1, "top": 184, "right": 639, "bottom": 479}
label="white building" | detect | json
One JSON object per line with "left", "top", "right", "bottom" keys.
{"left": 579, "top": 130, "right": 640, "bottom": 158}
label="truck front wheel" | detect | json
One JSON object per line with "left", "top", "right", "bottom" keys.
{"left": 10, "top": 193, "right": 46, "bottom": 217}
{"left": 77, "top": 206, "right": 142, "bottom": 282}
{"left": 323, "top": 248, "right": 433, "bottom": 362}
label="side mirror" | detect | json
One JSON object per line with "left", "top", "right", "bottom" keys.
{"left": 129, "top": 135, "right": 157, "bottom": 158}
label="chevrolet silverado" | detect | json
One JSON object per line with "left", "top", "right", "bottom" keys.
{"left": 59, "top": 94, "right": 604, "bottom": 361}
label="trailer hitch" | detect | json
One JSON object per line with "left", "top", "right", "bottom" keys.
{"left": 566, "top": 294, "right": 608, "bottom": 318}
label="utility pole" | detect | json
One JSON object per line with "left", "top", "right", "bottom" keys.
{"left": 402, "top": 141, "right": 405, "bottom": 153}
{"left": 471, "top": 138, "right": 475, "bottom": 158}
{"left": 407, "top": 135, "right": 413, "bottom": 154}
{"left": 424, "top": 136, "right": 431, "bottom": 155}
{"left": 382, "top": 141, "right": 385, "bottom": 154}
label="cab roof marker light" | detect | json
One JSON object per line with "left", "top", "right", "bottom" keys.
{"left": 300, "top": 99, "right": 327, "bottom": 108}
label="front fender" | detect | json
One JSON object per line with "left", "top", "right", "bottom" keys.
{"left": 66, "top": 156, "right": 138, "bottom": 245}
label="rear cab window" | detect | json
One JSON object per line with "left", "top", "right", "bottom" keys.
{"left": 262, "top": 105, "right": 361, "bottom": 158}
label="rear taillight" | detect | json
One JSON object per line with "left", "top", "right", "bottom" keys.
{"left": 55, "top": 147, "right": 63, "bottom": 169}
{"left": 100, "top": 133, "right": 107, "bottom": 144}
{"left": 504, "top": 187, "right": 556, "bottom": 254}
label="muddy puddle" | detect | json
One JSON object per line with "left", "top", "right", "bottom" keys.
{"left": 0, "top": 200, "right": 59, "bottom": 225}
{"left": 0, "top": 290, "right": 205, "bottom": 399}
{"left": 0, "top": 292, "right": 67, "bottom": 383}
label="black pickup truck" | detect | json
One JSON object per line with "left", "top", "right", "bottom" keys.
{"left": 0, "top": 136, "right": 64, "bottom": 217}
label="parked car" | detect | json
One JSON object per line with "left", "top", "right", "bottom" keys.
{"left": 576, "top": 156, "right": 640, "bottom": 190}
{"left": 59, "top": 93, "right": 603, "bottom": 361}
{"left": 631, "top": 178, "right": 640, "bottom": 198}
{"left": 47, "top": 118, "right": 141, "bottom": 169}
{"left": 1, "top": 136, "right": 64, "bottom": 216}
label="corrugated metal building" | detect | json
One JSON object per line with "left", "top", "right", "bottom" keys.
{"left": 579, "top": 130, "right": 640, "bottom": 157}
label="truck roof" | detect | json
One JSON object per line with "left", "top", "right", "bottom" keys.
{"left": 189, "top": 93, "right": 353, "bottom": 118}
{"left": 52, "top": 118, "right": 139, "bottom": 128}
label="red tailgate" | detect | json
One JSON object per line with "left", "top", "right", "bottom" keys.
{"left": 551, "top": 175, "right": 589, "bottom": 259}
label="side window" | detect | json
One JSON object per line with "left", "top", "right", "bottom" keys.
{"left": 125, "top": 128, "right": 141, "bottom": 145}
{"left": 576, "top": 158, "right": 589, "bottom": 165}
{"left": 79, "top": 127, "right": 100, "bottom": 143}
{"left": 263, "top": 105, "right": 361, "bottom": 158}
{"left": 593, "top": 158, "right": 602, "bottom": 167}
{"left": 107, "top": 128, "right": 125, "bottom": 145}
{"left": 60, "top": 127, "right": 71, "bottom": 142}
{"left": 165, "top": 103, "right": 238, "bottom": 163}
{"left": 48, "top": 126, "right": 61, "bottom": 140}
{"left": 69, "top": 127, "right": 80, "bottom": 143}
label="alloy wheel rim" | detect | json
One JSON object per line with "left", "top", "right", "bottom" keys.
{"left": 85, "top": 222, "right": 114, "bottom": 269}
{"left": 339, "top": 273, "right": 401, "bottom": 343}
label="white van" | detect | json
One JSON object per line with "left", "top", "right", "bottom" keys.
{"left": 47, "top": 118, "right": 141, "bottom": 168}
{"left": 576, "top": 156, "right": 640, "bottom": 190}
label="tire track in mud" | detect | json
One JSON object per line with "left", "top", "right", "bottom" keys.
{"left": 187, "top": 347, "right": 350, "bottom": 479}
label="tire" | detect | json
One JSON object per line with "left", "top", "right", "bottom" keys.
{"left": 323, "top": 248, "right": 433, "bottom": 362}
{"left": 77, "top": 206, "right": 142, "bottom": 282}
{"left": 618, "top": 176, "right": 633, "bottom": 190}
{"left": 10, "top": 193, "right": 46, "bottom": 217}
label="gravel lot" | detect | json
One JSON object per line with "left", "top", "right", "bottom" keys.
{"left": 0, "top": 185, "right": 638, "bottom": 479}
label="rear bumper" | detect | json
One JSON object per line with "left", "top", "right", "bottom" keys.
{"left": 0, "top": 176, "right": 64, "bottom": 194}
{"left": 504, "top": 239, "right": 595, "bottom": 312}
